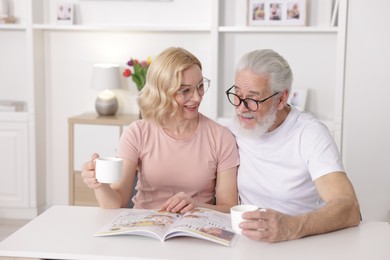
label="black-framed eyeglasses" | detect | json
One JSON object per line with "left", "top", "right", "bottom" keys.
{"left": 177, "top": 77, "right": 210, "bottom": 101}
{"left": 225, "top": 85, "right": 279, "bottom": 112}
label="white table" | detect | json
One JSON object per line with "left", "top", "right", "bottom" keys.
{"left": 0, "top": 205, "right": 389, "bottom": 260}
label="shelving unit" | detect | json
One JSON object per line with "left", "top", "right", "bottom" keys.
{"left": 32, "top": 24, "right": 211, "bottom": 32}
{"left": 0, "top": 0, "right": 347, "bottom": 218}
{"left": 219, "top": 26, "right": 338, "bottom": 33}
{"left": 0, "top": 24, "right": 25, "bottom": 30}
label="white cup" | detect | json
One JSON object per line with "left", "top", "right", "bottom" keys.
{"left": 95, "top": 157, "right": 123, "bottom": 183}
{"left": 230, "top": 205, "right": 259, "bottom": 234}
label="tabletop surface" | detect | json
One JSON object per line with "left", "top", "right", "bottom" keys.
{"left": 0, "top": 205, "right": 389, "bottom": 260}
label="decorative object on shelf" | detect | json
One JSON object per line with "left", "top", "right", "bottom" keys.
{"left": 247, "top": 0, "right": 306, "bottom": 26}
{"left": 331, "top": 0, "right": 340, "bottom": 27}
{"left": 122, "top": 57, "right": 151, "bottom": 91}
{"left": 0, "top": 0, "right": 8, "bottom": 22}
{"left": 91, "top": 63, "right": 122, "bottom": 116}
{"left": 57, "top": 2, "right": 74, "bottom": 25}
{"left": 288, "top": 88, "right": 308, "bottom": 111}
{"left": 0, "top": 0, "right": 16, "bottom": 24}
{"left": 0, "top": 100, "right": 25, "bottom": 112}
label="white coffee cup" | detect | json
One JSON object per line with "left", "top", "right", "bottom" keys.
{"left": 95, "top": 157, "right": 123, "bottom": 183}
{"left": 230, "top": 205, "right": 259, "bottom": 234}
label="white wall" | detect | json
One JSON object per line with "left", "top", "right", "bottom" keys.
{"left": 343, "top": 0, "right": 390, "bottom": 221}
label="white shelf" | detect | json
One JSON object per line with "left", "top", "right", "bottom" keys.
{"left": 32, "top": 24, "right": 211, "bottom": 32}
{"left": 0, "top": 24, "right": 26, "bottom": 31}
{"left": 219, "top": 26, "right": 338, "bottom": 33}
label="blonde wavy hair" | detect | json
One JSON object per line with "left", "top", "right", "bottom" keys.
{"left": 137, "top": 47, "right": 202, "bottom": 126}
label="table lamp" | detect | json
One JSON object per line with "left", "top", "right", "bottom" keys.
{"left": 91, "top": 63, "right": 121, "bottom": 116}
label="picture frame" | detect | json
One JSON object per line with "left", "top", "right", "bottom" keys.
{"left": 248, "top": 0, "right": 306, "bottom": 26}
{"left": 288, "top": 89, "right": 307, "bottom": 111}
{"left": 56, "top": 3, "right": 74, "bottom": 25}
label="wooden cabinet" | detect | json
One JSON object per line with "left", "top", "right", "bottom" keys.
{"left": 0, "top": 113, "right": 42, "bottom": 218}
{"left": 68, "top": 113, "right": 138, "bottom": 206}
{"left": 0, "top": 117, "right": 28, "bottom": 208}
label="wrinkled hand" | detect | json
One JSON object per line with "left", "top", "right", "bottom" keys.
{"left": 161, "top": 192, "right": 197, "bottom": 214}
{"left": 81, "top": 153, "right": 103, "bottom": 189}
{"left": 240, "top": 208, "right": 301, "bottom": 243}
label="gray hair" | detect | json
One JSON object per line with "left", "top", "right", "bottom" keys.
{"left": 235, "top": 49, "right": 293, "bottom": 93}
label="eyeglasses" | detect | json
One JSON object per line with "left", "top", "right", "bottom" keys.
{"left": 225, "top": 85, "right": 279, "bottom": 112}
{"left": 177, "top": 77, "right": 210, "bottom": 101}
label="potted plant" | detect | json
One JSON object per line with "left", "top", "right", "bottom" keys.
{"left": 122, "top": 57, "right": 151, "bottom": 91}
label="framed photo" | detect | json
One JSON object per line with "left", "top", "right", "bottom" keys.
{"left": 248, "top": 0, "right": 306, "bottom": 26}
{"left": 57, "top": 3, "right": 74, "bottom": 25}
{"left": 288, "top": 89, "right": 307, "bottom": 111}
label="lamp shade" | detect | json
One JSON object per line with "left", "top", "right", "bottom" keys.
{"left": 91, "top": 63, "right": 121, "bottom": 91}
{"left": 91, "top": 63, "right": 121, "bottom": 116}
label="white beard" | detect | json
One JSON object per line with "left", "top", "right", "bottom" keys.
{"left": 234, "top": 105, "right": 277, "bottom": 138}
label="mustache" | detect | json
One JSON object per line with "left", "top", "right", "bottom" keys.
{"left": 236, "top": 111, "right": 262, "bottom": 124}
{"left": 237, "top": 111, "right": 251, "bottom": 117}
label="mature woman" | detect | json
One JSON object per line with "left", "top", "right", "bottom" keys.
{"left": 81, "top": 47, "right": 239, "bottom": 213}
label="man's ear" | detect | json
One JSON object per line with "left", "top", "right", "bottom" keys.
{"left": 277, "top": 89, "right": 289, "bottom": 110}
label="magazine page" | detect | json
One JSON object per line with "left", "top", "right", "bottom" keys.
{"left": 165, "top": 208, "right": 238, "bottom": 247}
{"left": 95, "top": 209, "right": 181, "bottom": 241}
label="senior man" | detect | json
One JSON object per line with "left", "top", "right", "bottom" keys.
{"left": 224, "top": 49, "right": 361, "bottom": 243}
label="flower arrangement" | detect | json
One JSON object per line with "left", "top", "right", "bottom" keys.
{"left": 122, "top": 57, "right": 151, "bottom": 91}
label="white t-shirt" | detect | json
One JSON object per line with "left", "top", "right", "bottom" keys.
{"left": 224, "top": 106, "right": 345, "bottom": 216}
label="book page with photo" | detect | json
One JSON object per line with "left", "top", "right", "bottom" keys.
{"left": 95, "top": 208, "right": 238, "bottom": 246}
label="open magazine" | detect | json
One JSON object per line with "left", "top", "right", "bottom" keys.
{"left": 95, "top": 207, "right": 238, "bottom": 246}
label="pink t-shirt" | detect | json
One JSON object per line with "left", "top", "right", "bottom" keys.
{"left": 117, "top": 114, "right": 239, "bottom": 209}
